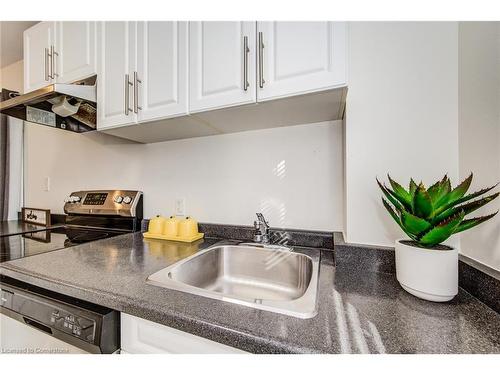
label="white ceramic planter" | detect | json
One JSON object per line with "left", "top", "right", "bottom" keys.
{"left": 395, "top": 239, "right": 458, "bottom": 302}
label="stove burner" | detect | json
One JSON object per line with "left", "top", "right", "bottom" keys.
{"left": 1, "top": 226, "right": 126, "bottom": 262}
{"left": 66, "top": 229, "right": 113, "bottom": 243}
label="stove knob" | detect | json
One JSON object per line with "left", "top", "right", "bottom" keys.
{"left": 122, "top": 196, "right": 132, "bottom": 204}
{"left": 69, "top": 196, "right": 81, "bottom": 203}
{"left": 114, "top": 196, "right": 123, "bottom": 204}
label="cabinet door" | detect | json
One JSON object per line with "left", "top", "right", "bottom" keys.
{"left": 189, "top": 21, "right": 256, "bottom": 113}
{"left": 257, "top": 22, "right": 347, "bottom": 101}
{"left": 23, "top": 22, "right": 56, "bottom": 93}
{"left": 136, "top": 21, "right": 188, "bottom": 122}
{"left": 55, "top": 21, "right": 96, "bottom": 83}
{"left": 121, "top": 313, "right": 245, "bottom": 354}
{"left": 97, "top": 21, "right": 137, "bottom": 129}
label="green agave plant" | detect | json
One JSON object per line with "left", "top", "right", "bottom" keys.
{"left": 377, "top": 174, "right": 499, "bottom": 248}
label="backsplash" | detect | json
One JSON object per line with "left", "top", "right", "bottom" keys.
{"left": 24, "top": 120, "right": 344, "bottom": 232}
{"left": 141, "top": 219, "right": 334, "bottom": 249}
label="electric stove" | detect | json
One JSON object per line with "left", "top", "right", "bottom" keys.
{"left": 0, "top": 190, "right": 143, "bottom": 263}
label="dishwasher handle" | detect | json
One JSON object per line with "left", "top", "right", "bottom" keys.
{"left": 23, "top": 317, "right": 53, "bottom": 335}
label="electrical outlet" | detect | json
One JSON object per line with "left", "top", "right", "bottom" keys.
{"left": 44, "top": 177, "right": 50, "bottom": 192}
{"left": 175, "top": 198, "right": 186, "bottom": 216}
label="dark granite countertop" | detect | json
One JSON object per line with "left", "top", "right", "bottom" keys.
{"left": 0, "top": 220, "right": 62, "bottom": 237}
{"left": 1, "top": 232, "right": 500, "bottom": 353}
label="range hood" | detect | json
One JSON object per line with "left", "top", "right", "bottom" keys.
{"left": 0, "top": 76, "right": 97, "bottom": 133}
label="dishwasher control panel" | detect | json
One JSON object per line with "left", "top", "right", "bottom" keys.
{"left": 0, "top": 286, "right": 97, "bottom": 343}
{"left": 0, "top": 276, "right": 119, "bottom": 354}
{"left": 50, "top": 309, "right": 96, "bottom": 342}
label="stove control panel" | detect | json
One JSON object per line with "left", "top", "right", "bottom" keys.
{"left": 113, "top": 195, "right": 132, "bottom": 204}
{"left": 64, "top": 195, "right": 81, "bottom": 203}
{"left": 83, "top": 192, "right": 108, "bottom": 205}
{"left": 64, "top": 190, "right": 143, "bottom": 218}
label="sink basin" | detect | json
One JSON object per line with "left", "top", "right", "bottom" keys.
{"left": 147, "top": 244, "right": 320, "bottom": 318}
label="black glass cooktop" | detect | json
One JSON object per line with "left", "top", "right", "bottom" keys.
{"left": 0, "top": 226, "right": 126, "bottom": 263}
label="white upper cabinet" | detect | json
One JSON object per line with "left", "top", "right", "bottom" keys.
{"left": 97, "top": 22, "right": 137, "bottom": 129}
{"left": 20, "top": 21, "right": 347, "bottom": 142}
{"left": 24, "top": 22, "right": 56, "bottom": 93}
{"left": 136, "top": 21, "right": 188, "bottom": 122}
{"left": 189, "top": 22, "right": 256, "bottom": 113}
{"left": 24, "top": 22, "right": 97, "bottom": 93}
{"left": 55, "top": 22, "right": 96, "bottom": 84}
{"left": 256, "top": 22, "right": 347, "bottom": 101}
{"left": 97, "top": 21, "right": 189, "bottom": 130}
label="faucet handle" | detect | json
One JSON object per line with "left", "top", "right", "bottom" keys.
{"left": 254, "top": 213, "right": 270, "bottom": 244}
{"left": 256, "top": 212, "right": 268, "bottom": 226}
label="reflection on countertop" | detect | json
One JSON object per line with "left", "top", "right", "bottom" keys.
{"left": 0, "top": 220, "right": 62, "bottom": 237}
{"left": 143, "top": 237, "right": 203, "bottom": 263}
{"left": 1, "top": 232, "right": 500, "bottom": 353}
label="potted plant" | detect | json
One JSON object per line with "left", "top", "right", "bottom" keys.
{"left": 377, "top": 174, "right": 498, "bottom": 302}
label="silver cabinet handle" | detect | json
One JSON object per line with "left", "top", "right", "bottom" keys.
{"left": 124, "top": 74, "right": 133, "bottom": 115}
{"left": 243, "top": 36, "right": 250, "bottom": 91}
{"left": 44, "top": 48, "right": 50, "bottom": 81}
{"left": 50, "top": 45, "right": 58, "bottom": 79}
{"left": 133, "top": 71, "right": 142, "bottom": 113}
{"left": 258, "top": 31, "right": 265, "bottom": 88}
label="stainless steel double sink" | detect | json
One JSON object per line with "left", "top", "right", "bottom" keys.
{"left": 147, "top": 243, "right": 320, "bottom": 318}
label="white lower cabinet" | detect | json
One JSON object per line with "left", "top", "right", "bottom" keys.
{"left": 120, "top": 313, "right": 247, "bottom": 354}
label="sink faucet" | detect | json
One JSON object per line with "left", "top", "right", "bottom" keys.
{"left": 253, "top": 213, "right": 270, "bottom": 244}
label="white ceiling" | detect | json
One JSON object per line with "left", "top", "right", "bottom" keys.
{"left": 0, "top": 21, "right": 39, "bottom": 68}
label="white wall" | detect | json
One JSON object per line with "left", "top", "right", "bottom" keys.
{"left": 0, "top": 60, "right": 24, "bottom": 220}
{"left": 459, "top": 22, "right": 500, "bottom": 270}
{"left": 345, "top": 22, "right": 460, "bottom": 247}
{"left": 24, "top": 120, "right": 344, "bottom": 231}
